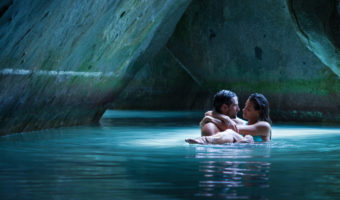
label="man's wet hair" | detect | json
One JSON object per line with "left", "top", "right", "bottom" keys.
{"left": 213, "top": 90, "right": 237, "bottom": 113}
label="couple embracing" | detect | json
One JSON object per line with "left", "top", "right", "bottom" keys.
{"left": 185, "top": 90, "right": 272, "bottom": 144}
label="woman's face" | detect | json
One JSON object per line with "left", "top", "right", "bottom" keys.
{"left": 242, "top": 99, "right": 260, "bottom": 120}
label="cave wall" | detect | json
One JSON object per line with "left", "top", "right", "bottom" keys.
{"left": 0, "top": 0, "right": 191, "bottom": 135}
{"left": 115, "top": 0, "right": 340, "bottom": 122}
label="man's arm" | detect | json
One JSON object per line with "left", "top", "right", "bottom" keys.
{"left": 237, "top": 121, "right": 271, "bottom": 136}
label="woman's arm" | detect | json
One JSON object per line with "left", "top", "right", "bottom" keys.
{"left": 205, "top": 111, "right": 229, "bottom": 123}
{"left": 200, "top": 116, "right": 228, "bottom": 131}
{"left": 237, "top": 121, "right": 271, "bottom": 136}
{"left": 204, "top": 111, "right": 238, "bottom": 132}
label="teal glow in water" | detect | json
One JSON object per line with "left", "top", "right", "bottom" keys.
{"left": 0, "top": 110, "right": 339, "bottom": 199}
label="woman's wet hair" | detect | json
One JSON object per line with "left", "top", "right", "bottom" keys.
{"left": 248, "top": 93, "right": 272, "bottom": 124}
{"left": 213, "top": 90, "right": 236, "bottom": 113}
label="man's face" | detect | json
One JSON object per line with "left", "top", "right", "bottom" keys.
{"left": 225, "top": 96, "right": 240, "bottom": 118}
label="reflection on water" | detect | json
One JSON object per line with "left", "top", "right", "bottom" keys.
{"left": 193, "top": 143, "right": 272, "bottom": 159}
{"left": 189, "top": 144, "right": 272, "bottom": 199}
{"left": 0, "top": 110, "right": 339, "bottom": 200}
{"left": 196, "top": 160, "right": 270, "bottom": 198}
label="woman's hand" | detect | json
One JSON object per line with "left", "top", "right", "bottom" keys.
{"left": 200, "top": 115, "right": 239, "bottom": 133}
{"left": 200, "top": 116, "right": 227, "bottom": 130}
{"left": 199, "top": 116, "right": 214, "bottom": 128}
{"left": 225, "top": 118, "right": 239, "bottom": 133}
{"left": 204, "top": 111, "right": 213, "bottom": 117}
{"left": 211, "top": 112, "right": 239, "bottom": 133}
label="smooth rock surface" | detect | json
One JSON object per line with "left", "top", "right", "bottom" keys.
{"left": 0, "top": 0, "right": 191, "bottom": 135}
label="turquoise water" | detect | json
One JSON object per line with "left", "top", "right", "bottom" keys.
{"left": 1, "top": 110, "right": 339, "bottom": 200}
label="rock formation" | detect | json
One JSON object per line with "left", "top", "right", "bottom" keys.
{"left": 0, "top": 0, "right": 191, "bottom": 135}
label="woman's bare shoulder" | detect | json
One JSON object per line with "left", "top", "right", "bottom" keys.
{"left": 256, "top": 121, "right": 271, "bottom": 127}
{"left": 255, "top": 121, "right": 271, "bottom": 133}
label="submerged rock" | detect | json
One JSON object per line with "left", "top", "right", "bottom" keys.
{"left": 0, "top": 0, "right": 191, "bottom": 135}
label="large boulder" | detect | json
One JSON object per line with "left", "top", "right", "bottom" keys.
{"left": 0, "top": 0, "right": 191, "bottom": 135}
{"left": 115, "top": 0, "right": 340, "bottom": 122}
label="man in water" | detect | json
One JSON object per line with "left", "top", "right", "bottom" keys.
{"left": 200, "top": 90, "right": 246, "bottom": 136}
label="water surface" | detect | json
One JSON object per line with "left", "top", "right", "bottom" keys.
{"left": 1, "top": 110, "right": 339, "bottom": 199}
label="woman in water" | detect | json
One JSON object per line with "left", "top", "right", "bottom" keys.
{"left": 185, "top": 93, "right": 272, "bottom": 144}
